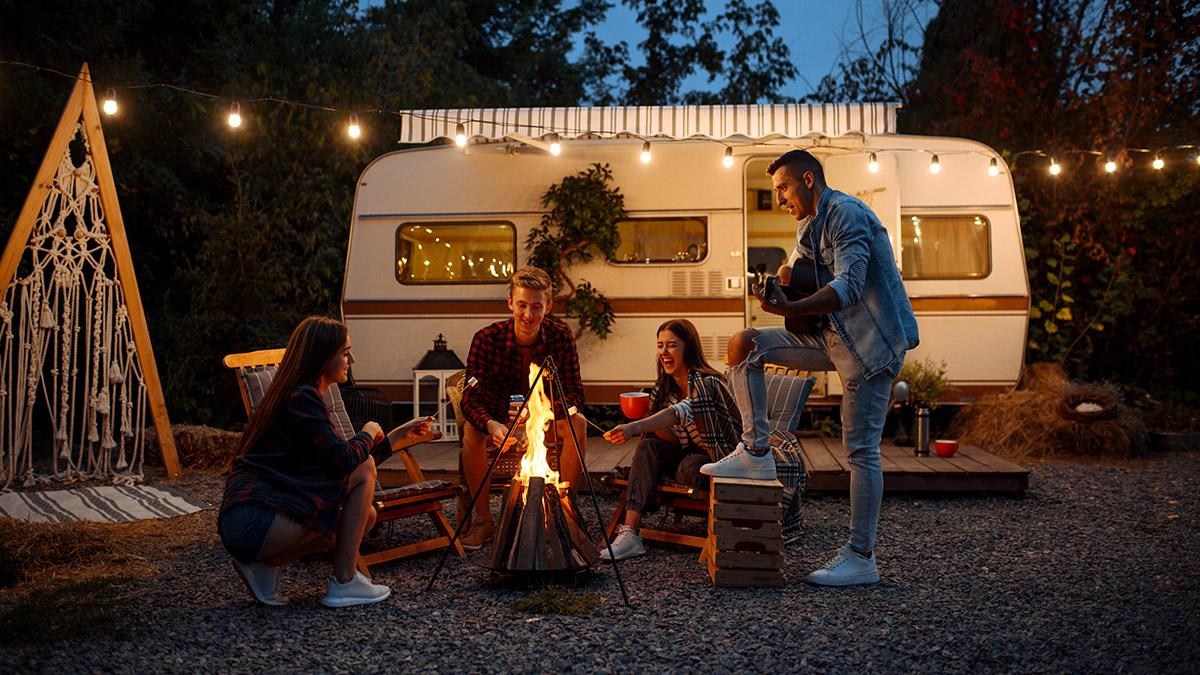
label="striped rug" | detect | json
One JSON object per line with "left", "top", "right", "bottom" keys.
{"left": 0, "top": 485, "right": 209, "bottom": 524}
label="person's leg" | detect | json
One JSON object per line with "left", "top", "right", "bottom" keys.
{"left": 622, "top": 436, "right": 678, "bottom": 531}
{"left": 704, "top": 327, "right": 829, "bottom": 478}
{"left": 331, "top": 457, "right": 378, "bottom": 583}
{"left": 726, "top": 327, "right": 831, "bottom": 451}
{"left": 462, "top": 420, "right": 495, "bottom": 529}
{"left": 807, "top": 332, "right": 900, "bottom": 586}
{"left": 673, "top": 452, "right": 711, "bottom": 490}
{"left": 554, "top": 414, "right": 588, "bottom": 490}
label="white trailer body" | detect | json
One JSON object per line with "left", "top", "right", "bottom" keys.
{"left": 342, "top": 105, "right": 1028, "bottom": 407}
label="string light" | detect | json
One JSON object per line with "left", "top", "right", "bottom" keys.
{"left": 454, "top": 122, "right": 467, "bottom": 147}
{"left": 1049, "top": 158, "right": 1061, "bottom": 176}
{"left": 929, "top": 154, "right": 940, "bottom": 174}
{"left": 549, "top": 133, "right": 561, "bottom": 156}
{"left": 102, "top": 89, "right": 118, "bottom": 116}
{"left": 227, "top": 102, "right": 242, "bottom": 129}
{"left": 1104, "top": 158, "right": 1117, "bottom": 173}
{"left": 640, "top": 140, "right": 651, "bottom": 164}
{"left": 347, "top": 114, "right": 361, "bottom": 139}
{"left": 987, "top": 157, "right": 999, "bottom": 176}
{"left": 1152, "top": 155, "right": 1164, "bottom": 170}
{"left": 723, "top": 146, "right": 733, "bottom": 168}
{"left": 868, "top": 152, "right": 879, "bottom": 173}
{"left": 1196, "top": 154, "right": 1200, "bottom": 166}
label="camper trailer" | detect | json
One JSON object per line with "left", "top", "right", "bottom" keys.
{"left": 341, "top": 104, "right": 1029, "bottom": 413}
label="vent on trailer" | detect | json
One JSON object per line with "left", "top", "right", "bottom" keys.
{"left": 669, "top": 270, "right": 724, "bottom": 297}
{"left": 701, "top": 334, "right": 733, "bottom": 365}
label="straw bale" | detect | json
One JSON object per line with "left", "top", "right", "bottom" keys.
{"left": 143, "top": 424, "right": 241, "bottom": 469}
{"left": 951, "top": 362, "right": 1147, "bottom": 460}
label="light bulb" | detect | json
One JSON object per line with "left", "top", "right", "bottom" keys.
{"left": 455, "top": 122, "right": 467, "bottom": 147}
{"left": 1152, "top": 156, "right": 1164, "bottom": 170}
{"left": 929, "top": 154, "right": 940, "bottom": 174}
{"left": 347, "top": 114, "right": 361, "bottom": 139}
{"left": 1196, "top": 154, "right": 1200, "bottom": 166}
{"left": 227, "top": 102, "right": 242, "bottom": 129}
{"left": 102, "top": 89, "right": 118, "bottom": 116}
{"left": 549, "top": 133, "right": 561, "bottom": 156}
{"left": 868, "top": 152, "right": 879, "bottom": 173}
{"left": 1104, "top": 159, "right": 1117, "bottom": 173}
{"left": 723, "top": 146, "right": 734, "bottom": 168}
{"left": 640, "top": 140, "right": 651, "bottom": 164}
{"left": 1049, "top": 159, "right": 1061, "bottom": 176}
{"left": 987, "top": 157, "right": 999, "bottom": 177}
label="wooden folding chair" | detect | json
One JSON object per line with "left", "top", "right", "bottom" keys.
{"left": 605, "top": 371, "right": 815, "bottom": 550}
{"left": 223, "top": 348, "right": 465, "bottom": 574}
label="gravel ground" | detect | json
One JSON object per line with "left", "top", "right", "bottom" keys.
{"left": 2, "top": 452, "right": 1198, "bottom": 673}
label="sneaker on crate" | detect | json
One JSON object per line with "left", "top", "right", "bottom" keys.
{"left": 320, "top": 571, "right": 391, "bottom": 608}
{"left": 699, "top": 443, "right": 777, "bottom": 480}
{"left": 806, "top": 546, "right": 880, "bottom": 586}
{"left": 599, "top": 525, "right": 646, "bottom": 561}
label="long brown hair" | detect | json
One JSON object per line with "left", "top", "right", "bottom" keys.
{"left": 234, "top": 316, "right": 347, "bottom": 458}
{"left": 650, "top": 319, "right": 721, "bottom": 410}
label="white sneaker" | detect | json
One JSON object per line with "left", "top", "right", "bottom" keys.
{"left": 232, "top": 559, "right": 288, "bottom": 606}
{"left": 699, "top": 443, "right": 777, "bottom": 480}
{"left": 599, "top": 525, "right": 646, "bottom": 561}
{"left": 320, "top": 571, "right": 391, "bottom": 608}
{"left": 806, "top": 546, "right": 880, "bottom": 586}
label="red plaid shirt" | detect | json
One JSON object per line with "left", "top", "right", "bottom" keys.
{"left": 219, "top": 385, "right": 374, "bottom": 538}
{"left": 461, "top": 317, "right": 584, "bottom": 432}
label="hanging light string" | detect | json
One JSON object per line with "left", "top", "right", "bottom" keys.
{"left": 4, "top": 60, "right": 1198, "bottom": 173}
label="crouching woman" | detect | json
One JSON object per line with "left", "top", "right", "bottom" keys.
{"left": 218, "top": 316, "right": 430, "bottom": 608}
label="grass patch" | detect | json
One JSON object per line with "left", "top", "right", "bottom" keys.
{"left": 0, "top": 575, "right": 137, "bottom": 646}
{"left": 0, "top": 519, "right": 119, "bottom": 588}
{"left": 511, "top": 585, "right": 601, "bottom": 616}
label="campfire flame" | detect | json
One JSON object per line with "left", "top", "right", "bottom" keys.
{"left": 517, "top": 364, "right": 561, "bottom": 486}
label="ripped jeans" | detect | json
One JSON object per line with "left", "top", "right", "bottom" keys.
{"left": 727, "top": 326, "right": 902, "bottom": 553}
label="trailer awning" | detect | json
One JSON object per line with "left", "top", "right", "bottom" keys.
{"left": 396, "top": 103, "right": 898, "bottom": 145}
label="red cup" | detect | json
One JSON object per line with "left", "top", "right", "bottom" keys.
{"left": 619, "top": 392, "right": 651, "bottom": 419}
{"left": 934, "top": 439, "right": 959, "bottom": 458}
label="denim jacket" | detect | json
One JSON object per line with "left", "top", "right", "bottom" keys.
{"left": 792, "top": 188, "right": 919, "bottom": 378}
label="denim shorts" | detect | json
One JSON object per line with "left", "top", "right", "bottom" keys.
{"left": 218, "top": 503, "right": 278, "bottom": 563}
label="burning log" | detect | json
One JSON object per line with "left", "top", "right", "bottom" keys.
{"left": 491, "top": 474, "right": 599, "bottom": 573}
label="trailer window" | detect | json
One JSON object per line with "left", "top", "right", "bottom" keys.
{"left": 396, "top": 222, "right": 516, "bottom": 284}
{"left": 900, "top": 214, "right": 991, "bottom": 279}
{"left": 609, "top": 217, "right": 708, "bottom": 265}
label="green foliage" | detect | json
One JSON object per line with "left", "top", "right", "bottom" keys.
{"left": 511, "top": 585, "right": 601, "bottom": 616}
{"left": 811, "top": 414, "right": 842, "bottom": 439}
{"left": 528, "top": 163, "right": 626, "bottom": 339}
{"left": 898, "top": 357, "right": 950, "bottom": 407}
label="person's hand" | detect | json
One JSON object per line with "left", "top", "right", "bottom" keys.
{"left": 398, "top": 415, "right": 434, "bottom": 439}
{"left": 486, "top": 419, "right": 513, "bottom": 449}
{"left": 754, "top": 275, "right": 789, "bottom": 315}
{"left": 604, "top": 423, "right": 635, "bottom": 446}
{"left": 361, "top": 421, "right": 384, "bottom": 443}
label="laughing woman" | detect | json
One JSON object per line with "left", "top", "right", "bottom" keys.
{"left": 218, "top": 316, "right": 431, "bottom": 608}
{"left": 602, "top": 319, "right": 805, "bottom": 561}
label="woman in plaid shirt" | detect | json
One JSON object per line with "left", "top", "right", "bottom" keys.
{"left": 218, "top": 317, "right": 431, "bottom": 608}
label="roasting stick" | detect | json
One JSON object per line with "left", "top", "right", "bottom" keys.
{"left": 567, "top": 405, "right": 611, "bottom": 436}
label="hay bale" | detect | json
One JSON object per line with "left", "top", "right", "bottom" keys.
{"left": 951, "top": 363, "right": 1147, "bottom": 460}
{"left": 143, "top": 425, "right": 241, "bottom": 470}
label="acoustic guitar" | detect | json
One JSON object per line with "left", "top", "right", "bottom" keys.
{"left": 764, "top": 257, "right": 825, "bottom": 335}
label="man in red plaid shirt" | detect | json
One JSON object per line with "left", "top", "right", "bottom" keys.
{"left": 459, "top": 265, "right": 587, "bottom": 550}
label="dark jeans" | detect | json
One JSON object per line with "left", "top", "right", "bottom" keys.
{"left": 625, "top": 436, "right": 710, "bottom": 514}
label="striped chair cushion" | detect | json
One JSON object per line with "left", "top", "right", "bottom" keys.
{"left": 238, "top": 365, "right": 355, "bottom": 441}
{"left": 764, "top": 372, "right": 816, "bottom": 435}
{"left": 374, "top": 480, "right": 457, "bottom": 503}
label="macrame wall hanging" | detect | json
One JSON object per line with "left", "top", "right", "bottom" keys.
{"left": 0, "top": 64, "right": 180, "bottom": 489}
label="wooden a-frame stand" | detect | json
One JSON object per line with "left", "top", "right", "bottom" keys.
{"left": 0, "top": 64, "right": 181, "bottom": 478}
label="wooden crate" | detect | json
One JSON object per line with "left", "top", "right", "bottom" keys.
{"left": 700, "top": 477, "right": 785, "bottom": 587}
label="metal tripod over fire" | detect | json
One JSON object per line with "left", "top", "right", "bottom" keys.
{"left": 427, "top": 356, "right": 630, "bottom": 606}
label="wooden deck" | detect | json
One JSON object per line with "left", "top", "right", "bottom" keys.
{"left": 380, "top": 435, "right": 1030, "bottom": 495}
{"left": 798, "top": 437, "right": 1030, "bottom": 494}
